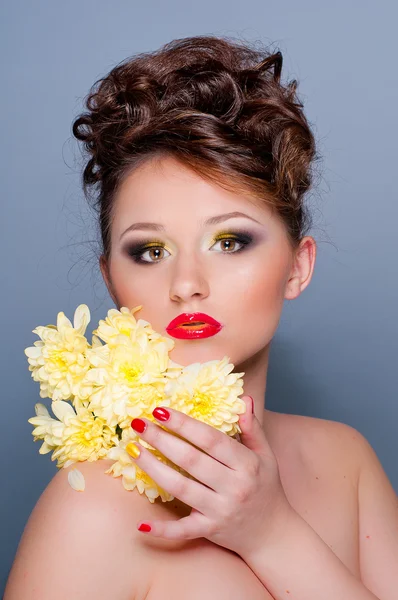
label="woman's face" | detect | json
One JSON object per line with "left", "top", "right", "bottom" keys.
{"left": 100, "top": 155, "right": 315, "bottom": 368}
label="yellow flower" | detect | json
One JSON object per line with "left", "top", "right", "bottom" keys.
{"left": 24, "top": 305, "right": 91, "bottom": 402}
{"left": 104, "top": 427, "right": 194, "bottom": 503}
{"left": 93, "top": 305, "right": 174, "bottom": 353}
{"left": 26, "top": 303, "right": 249, "bottom": 504}
{"left": 84, "top": 335, "right": 171, "bottom": 429}
{"left": 164, "top": 356, "right": 246, "bottom": 437}
{"left": 28, "top": 399, "right": 118, "bottom": 468}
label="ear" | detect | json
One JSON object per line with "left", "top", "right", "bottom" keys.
{"left": 99, "top": 255, "right": 119, "bottom": 307}
{"left": 284, "top": 236, "right": 317, "bottom": 300}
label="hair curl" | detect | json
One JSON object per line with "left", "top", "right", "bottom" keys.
{"left": 72, "top": 34, "right": 320, "bottom": 262}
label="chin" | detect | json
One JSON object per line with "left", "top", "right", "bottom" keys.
{"left": 168, "top": 341, "right": 235, "bottom": 367}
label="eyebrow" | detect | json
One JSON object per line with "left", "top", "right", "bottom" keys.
{"left": 119, "top": 211, "right": 262, "bottom": 241}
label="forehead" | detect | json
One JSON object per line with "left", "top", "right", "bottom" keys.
{"left": 111, "top": 155, "right": 281, "bottom": 234}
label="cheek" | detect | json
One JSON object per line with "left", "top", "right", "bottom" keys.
{"left": 107, "top": 258, "right": 174, "bottom": 332}
{"left": 219, "top": 252, "right": 289, "bottom": 339}
{"left": 108, "top": 257, "right": 158, "bottom": 305}
{"left": 107, "top": 247, "right": 291, "bottom": 346}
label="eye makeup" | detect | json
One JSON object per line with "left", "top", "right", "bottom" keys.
{"left": 123, "top": 228, "right": 258, "bottom": 265}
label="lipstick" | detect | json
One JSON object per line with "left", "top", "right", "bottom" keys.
{"left": 166, "top": 312, "right": 223, "bottom": 339}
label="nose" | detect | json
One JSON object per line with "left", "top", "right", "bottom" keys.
{"left": 169, "top": 254, "right": 210, "bottom": 304}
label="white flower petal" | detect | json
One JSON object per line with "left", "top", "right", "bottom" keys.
{"left": 51, "top": 400, "right": 76, "bottom": 421}
{"left": 68, "top": 468, "right": 85, "bottom": 491}
{"left": 91, "top": 334, "right": 103, "bottom": 348}
{"left": 106, "top": 445, "right": 124, "bottom": 460}
{"left": 74, "top": 304, "right": 90, "bottom": 334}
{"left": 34, "top": 403, "right": 50, "bottom": 417}
{"left": 24, "top": 346, "right": 43, "bottom": 359}
{"left": 39, "top": 441, "right": 53, "bottom": 454}
{"left": 57, "top": 311, "right": 73, "bottom": 331}
{"left": 122, "top": 465, "right": 137, "bottom": 479}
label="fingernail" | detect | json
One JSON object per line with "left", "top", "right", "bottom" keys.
{"left": 138, "top": 522, "right": 151, "bottom": 532}
{"left": 126, "top": 442, "right": 141, "bottom": 458}
{"left": 131, "top": 418, "right": 147, "bottom": 433}
{"left": 153, "top": 407, "right": 170, "bottom": 421}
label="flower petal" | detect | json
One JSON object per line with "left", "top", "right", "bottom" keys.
{"left": 39, "top": 441, "right": 53, "bottom": 454}
{"left": 24, "top": 346, "right": 43, "bottom": 359}
{"left": 91, "top": 334, "right": 103, "bottom": 348}
{"left": 51, "top": 400, "right": 76, "bottom": 421}
{"left": 68, "top": 468, "right": 86, "bottom": 491}
{"left": 57, "top": 311, "right": 73, "bottom": 331}
{"left": 34, "top": 403, "right": 50, "bottom": 417}
{"left": 74, "top": 304, "right": 90, "bottom": 334}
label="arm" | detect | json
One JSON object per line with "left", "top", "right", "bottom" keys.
{"left": 240, "top": 423, "right": 398, "bottom": 600}
{"left": 356, "top": 427, "right": 398, "bottom": 599}
{"left": 243, "top": 506, "right": 380, "bottom": 600}
{"left": 4, "top": 460, "right": 150, "bottom": 600}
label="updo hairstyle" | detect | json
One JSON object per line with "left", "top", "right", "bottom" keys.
{"left": 72, "top": 35, "right": 319, "bottom": 262}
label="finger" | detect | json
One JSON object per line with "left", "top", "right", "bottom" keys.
{"left": 127, "top": 442, "right": 217, "bottom": 513}
{"left": 137, "top": 510, "right": 209, "bottom": 541}
{"left": 131, "top": 417, "right": 230, "bottom": 492}
{"left": 151, "top": 405, "right": 253, "bottom": 469}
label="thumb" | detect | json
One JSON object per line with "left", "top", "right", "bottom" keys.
{"left": 238, "top": 395, "right": 271, "bottom": 457}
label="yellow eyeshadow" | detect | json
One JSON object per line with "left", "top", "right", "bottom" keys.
{"left": 209, "top": 232, "right": 241, "bottom": 244}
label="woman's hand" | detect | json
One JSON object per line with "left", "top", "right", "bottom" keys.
{"left": 127, "top": 396, "right": 294, "bottom": 558}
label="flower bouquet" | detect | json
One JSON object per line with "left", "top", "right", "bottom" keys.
{"left": 24, "top": 304, "right": 247, "bottom": 503}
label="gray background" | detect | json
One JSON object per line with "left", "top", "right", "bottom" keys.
{"left": 2, "top": 0, "right": 397, "bottom": 594}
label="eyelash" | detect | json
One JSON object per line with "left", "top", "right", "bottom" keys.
{"left": 125, "top": 230, "right": 254, "bottom": 265}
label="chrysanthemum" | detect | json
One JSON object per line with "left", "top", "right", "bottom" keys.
{"left": 164, "top": 356, "right": 246, "bottom": 437}
{"left": 104, "top": 426, "right": 193, "bottom": 503}
{"left": 84, "top": 335, "right": 172, "bottom": 429}
{"left": 93, "top": 305, "right": 174, "bottom": 353}
{"left": 25, "top": 303, "right": 248, "bottom": 502}
{"left": 28, "top": 399, "right": 118, "bottom": 468}
{"left": 24, "top": 305, "right": 92, "bottom": 402}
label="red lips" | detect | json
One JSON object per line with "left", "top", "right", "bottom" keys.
{"left": 166, "top": 312, "right": 222, "bottom": 339}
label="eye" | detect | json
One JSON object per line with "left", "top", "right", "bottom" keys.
{"left": 126, "top": 242, "right": 171, "bottom": 264}
{"left": 210, "top": 232, "right": 253, "bottom": 254}
{"left": 211, "top": 238, "right": 243, "bottom": 253}
{"left": 125, "top": 230, "right": 254, "bottom": 265}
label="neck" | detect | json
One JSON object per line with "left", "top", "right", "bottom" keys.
{"left": 235, "top": 343, "right": 270, "bottom": 429}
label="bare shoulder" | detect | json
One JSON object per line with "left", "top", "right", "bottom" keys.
{"left": 264, "top": 408, "right": 361, "bottom": 476}
{"left": 26, "top": 458, "right": 155, "bottom": 539}
{"left": 4, "top": 459, "right": 152, "bottom": 600}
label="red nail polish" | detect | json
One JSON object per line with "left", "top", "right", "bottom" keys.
{"left": 153, "top": 407, "right": 170, "bottom": 421}
{"left": 138, "top": 522, "right": 151, "bottom": 532}
{"left": 131, "top": 418, "right": 147, "bottom": 433}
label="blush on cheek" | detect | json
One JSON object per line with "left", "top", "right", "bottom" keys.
{"left": 107, "top": 262, "right": 144, "bottom": 310}
{"left": 245, "top": 287, "right": 286, "bottom": 345}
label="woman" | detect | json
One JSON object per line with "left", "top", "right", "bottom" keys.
{"left": 5, "top": 35, "right": 398, "bottom": 600}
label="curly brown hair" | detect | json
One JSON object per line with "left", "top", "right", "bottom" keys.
{"left": 72, "top": 34, "right": 320, "bottom": 262}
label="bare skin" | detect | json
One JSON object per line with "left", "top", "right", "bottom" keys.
{"left": 7, "top": 154, "right": 348, "bottom": 599}
{"left": 118, "top": 408, "right": 360, "bottom": 599}
{"left": 94, "top": 155, "right": 357, "bottom": 597}
{"left": 5, "top": 407, "right": 360, "bottom": 600}
{"left": 99, "top": 154, "right": 316, "bottom": 399}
